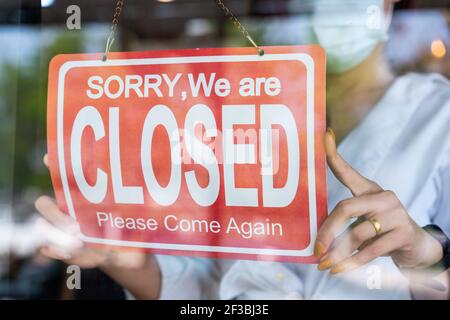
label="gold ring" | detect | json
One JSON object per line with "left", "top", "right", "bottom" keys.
{"left": 368, "top": 218, "right": 382, "bottom": 236}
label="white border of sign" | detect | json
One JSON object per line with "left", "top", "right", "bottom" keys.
{"left": 57, "top": 53, "right": 317, "bottom": 257}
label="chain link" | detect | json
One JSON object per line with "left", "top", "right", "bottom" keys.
{"left": 215, "top": 0, "right": 264, "bottom": 56}
{"left": 102, "top": 0, "right": 125, "bottom": 61}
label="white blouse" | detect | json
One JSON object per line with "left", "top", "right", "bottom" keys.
{"left": 154, "top": 72, "right": 450, "bottom": 300}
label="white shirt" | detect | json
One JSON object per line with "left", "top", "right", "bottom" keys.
{"left": 155, "top": 72, "right": 450, "bottom": 300}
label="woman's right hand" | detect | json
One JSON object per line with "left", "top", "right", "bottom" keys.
{"left": 35, "top": 154, "right": 163, "bottom": 299}
{"left": 35, "top": 154, "right": 146, "bottom": 270}
{"left": 35, "top": 195, "right": 146, "bottom": 270}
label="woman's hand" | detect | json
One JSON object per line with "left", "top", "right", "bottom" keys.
{"left": 314, "top": 129, "right": 444, "bottom": 275}
{"left": 35, "top": 155, "right": 146, "bottom": 269}
{"left": 35, "top": 195, "right": 147, "bottom": 269}
{"left": 35, "top": 155, "right": 161, "bottom": 299}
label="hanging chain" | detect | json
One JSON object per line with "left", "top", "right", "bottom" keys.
{"left": 102, "top": 0, "right": 125, "bottom": 61}
{"left": 215, "top": 0, "right": 264, "bottom": 56}
{"left": 101, "top": 0, "right": 263, "bottom": 60}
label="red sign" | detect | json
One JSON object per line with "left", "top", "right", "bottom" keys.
{"left": 47, "top": 46, "right": 327, "bottom": 263}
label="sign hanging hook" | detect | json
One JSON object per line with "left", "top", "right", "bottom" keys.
{"left": 102, "top": 0, "right": 124, "bottom": 61}
{"left": 214, "top": 0, "right": 264, "bottom": 56}
{"left": 102, "top": 0, "right": 264, "bottom": 61}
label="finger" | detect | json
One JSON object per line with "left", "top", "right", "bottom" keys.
{"left": 316, "top": 193, "right": 391, "bottom": 255}
{"left": 318, "top": 219, "right": 379, "bottom": 270}
{"left": 34, "top": 196, "right": 79, "bottom": 234}
{"left": 41, "top": 245, "right": 72, "bottom": 261}
{"left": 325, "top": 128, "right": 382, "bottom": 196}
{"left": 43, "top": 154, "right": 49, "bottom": 168}
{"left": 42, "top": 245, "right": 107, "bottom": 268}
{"left": 330, "top": 231, "right": 400, "bottom": 274}
{"left": 34, "top": 217, "right": 83, "bottom": 251}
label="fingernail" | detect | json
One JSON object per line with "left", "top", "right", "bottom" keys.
{"left": 330, "top": 263, "right": 347, "bottom": 275}
{"left": 318, "top": 257, "right": 333, "bottom": 271}
{"left": 314, "top": 241, "right": 325, "bottom": 258}
{"left": 43, "top": 247, "right": 72, "bottom": 260}
{"left": 325, "top": 128, "right": 337, "bottom": 158}
{"left": 327, "top": 127, "right": 335, "bottom": 142}
{"left": 60, "top": 252, "right": 72, "bottom": 260}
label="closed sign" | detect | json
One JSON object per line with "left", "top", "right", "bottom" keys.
{"left": 47, "top": 46, "right": 327, "bottom": 262}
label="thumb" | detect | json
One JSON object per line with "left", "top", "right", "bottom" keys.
{"left": 325, "top": 128, "right": 382, "bottom": 196}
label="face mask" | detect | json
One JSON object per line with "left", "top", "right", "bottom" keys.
{"left": 312, "top": 0, "right": 392, "bottom": 74}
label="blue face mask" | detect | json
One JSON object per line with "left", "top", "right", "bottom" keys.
{"left": 311, "top": 0, "right": 392, "bottom": 74}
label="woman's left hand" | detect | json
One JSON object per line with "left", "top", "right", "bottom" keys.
{"left": 315, "top": 129, "right": 443, "bottom": 274}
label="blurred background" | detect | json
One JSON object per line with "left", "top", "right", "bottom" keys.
{"left": 0, "top": 0, "right": 449, "bottom": 299}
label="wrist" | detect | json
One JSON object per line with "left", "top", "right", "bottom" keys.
{"left": 418, "top": 230, "right": 444, "bottom": 269}
{"left": 419, "top": 225, "right": 450, "bottom": 273}
{"left": 100, "top": 255, "right": 161, "bottom": 300}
